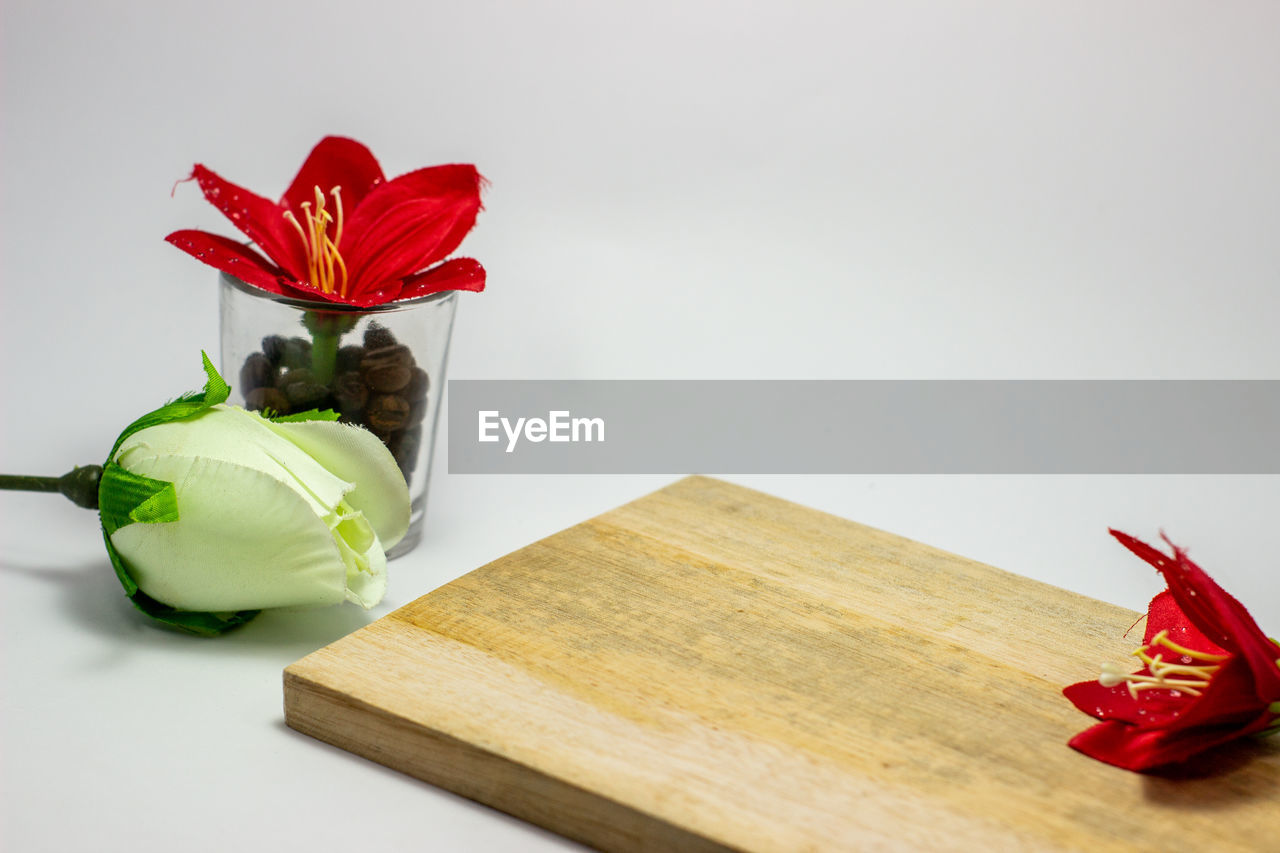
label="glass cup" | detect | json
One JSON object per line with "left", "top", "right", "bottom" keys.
{"left": 219, "top": 272, "right": 457, "bottom": 558}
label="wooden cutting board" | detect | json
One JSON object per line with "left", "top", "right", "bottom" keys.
{"left": 284, "top": 476, "right": 1279, "bottom": 852}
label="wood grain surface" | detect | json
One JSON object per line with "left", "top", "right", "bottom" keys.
{"left": 284, "top": 476, "right": 1279, "bottom": 852}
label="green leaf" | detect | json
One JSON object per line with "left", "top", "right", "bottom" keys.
{"left": 270, "top": 408, "right": 342, "bottom": 423}
{"left": 200, "top": 350, "right": 230, "bottom": 406}
{"left": 127, "top": 589, "right": 259, "bottom": 636}
{"left": 105, "top": 352, "right": 233, "bottom": 463}
{"left": 98, "top": 463, "right": 179, "bottom": 535}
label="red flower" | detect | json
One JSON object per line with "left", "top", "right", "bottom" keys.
{"left": 1063, "top": 530, "right": 1280, "bottom": 771}
{"left": 166, "top": 136, "right": 485, "bottom": 307}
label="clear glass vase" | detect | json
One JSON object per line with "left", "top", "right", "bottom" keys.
{"left": 219, "top": 272, "right": 457, "bottom": 558}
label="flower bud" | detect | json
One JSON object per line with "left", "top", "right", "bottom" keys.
{"left": 91, "top": 354, "right": 410, "bottom": 634}
{"left": 103, "top": 404, "right": 408, "bottom": 616}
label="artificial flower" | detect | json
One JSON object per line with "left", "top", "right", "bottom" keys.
{"left": 1063, "top": 530, "right": 1280, "bottom": 771}
{"left": 166, "top": 136, "right": 485, "bottom": 307}
{"left": 0, "top": 353, "right": 409, "bottom": 635}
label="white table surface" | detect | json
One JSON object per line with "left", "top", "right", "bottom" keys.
{"left": 2, "top": 3, "right": 1277, "bottom": 851}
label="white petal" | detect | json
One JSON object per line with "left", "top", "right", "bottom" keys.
{"left": 116, "top": 406, "right": 351, "bottom": 519}
{"left": 264, "top": 419, "right": 410, "bottom": 548}
{"left": 110, "top": 455, "right": 349, "bottom": 612}
{"left": 330, "top": 506, "right": 388, "bottom": 608}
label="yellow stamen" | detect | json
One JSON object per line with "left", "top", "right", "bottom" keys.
{"left": 332, "top": 186, "right": 344, "bottom": 247}
{"left": 298, "top": 201, "right": 319, "bottom": 290}
{"left": 1143, "top": 630, "right": 1229, "bottom": 663}
{"left": 1098, "top": 629, "right": 1226, "bottom": 700}
{"left": 280, "top": 185, "right": 348, "bottom": 295}
{"left": 314, "top": 211, "right": 334, "bottom": 293}
{"left": 331, "top": 244, "right": 349, "bottom": 298}
{"left": 282, "top": 210, "right": 309, "bottom": 251}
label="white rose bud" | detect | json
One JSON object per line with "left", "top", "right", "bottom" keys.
{"left": 94, "top": 353, "right": 410, "bottom": 633}
{"left": 107, "top": 405, "right": 408, "bottom": 612}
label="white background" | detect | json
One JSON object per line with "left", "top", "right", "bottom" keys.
{"left": 2, "top": 2, "right": 1277, "bottom": 850}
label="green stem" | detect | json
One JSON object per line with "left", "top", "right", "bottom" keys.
{"left": 311, "top": 326, "right": 339, "bottom": 386}
{"left": 0, "top": 465, "right": 102, "bottom": 509}
{"left": 303, "top": 310, "right": 355, "bottom": 386}
{"left": 0, "top": 474, "right": 61, "bottom": 492}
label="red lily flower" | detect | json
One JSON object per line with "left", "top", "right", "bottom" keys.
{"left": 1063, "top": 530, "right": 1280, "bottom": 771}
{"left": 166, "top": 136, "right": 485, "bottom": 307}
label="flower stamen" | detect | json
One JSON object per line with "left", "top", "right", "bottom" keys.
{"left": 281, "top": 186, "right": 348, "bottom": 296}
{"left": 331, "top": 186, "right": 344, "bottom": 247}
{"left": 1098, "top": 629, "right": 1227, "bottom": 700}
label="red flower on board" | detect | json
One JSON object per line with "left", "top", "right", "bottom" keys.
{"left": 1063, "top": 530, "right": 1280, "bottom": 771}
{"left": 166, "top": 136, "right": 485, "bottom": 307}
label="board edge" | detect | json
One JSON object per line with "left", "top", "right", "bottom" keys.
{"left": 282, "top": 665, "right": 734, "bottom": 853}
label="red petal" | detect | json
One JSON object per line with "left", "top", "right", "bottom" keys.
{"left": 1070, "top": 720, "right": 1215, "bottom": 771}
{"left": 281, "top": 136, "right": 386, "bottom": 215}
{"left": 1142, "top": 590, "right": 1225, "bottom": 655}
{"left": 1110, "top": 530, "right": 1280, "bottom": 701}
{"left": 341, "top": 164, "right": 482, "bottom": 293}
{"left": 1064, "top": 680, "right": 1147, "bottom": 724}
{"left": 1067, "top": 706, "right": 1274, "bottom": 771}
{"left": 165, "top": 230, "right": 290, "bottom": 295}
{"left": 323, "top": 257, "right": 485, "bottom": 308}
{"left": 398, "top": 258, "right": 486, "bottom": 300}
{"left": 188, "top": 165, "right": 307, "bottom": 282}
{"left": 343, "top": 201, "right": 462, "bottom": 296}
{"left": 262, "top": 275, "right": 403, "bottom": 308}
{"left": 320, "top": 281, "right": 405, "bottom": 308}
{"left": 1159, "top": 658, "right": 1273, "bottom": 730}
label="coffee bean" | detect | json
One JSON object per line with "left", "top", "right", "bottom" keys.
{"left": 364, "top": 324, "right": 397, "bottom": 350}
{"left": 361, "top": 344, "right": 413, "bottom": 393}
{"left": 275, "top": 366, "right": 309, "bottom": 390}
{"left": 336, "top": 344, "right": 365, "bottom": 374}
{"left": 281, "top": 337, "right": 312, "bottom": 369}
{"left": 364, "top": 365, "right": 411, "bottom": 393}
{"left": 276, "top": 367, "right": 329, "bottom": 409}
{"left": 261, "top": 335, "right": 287, "bottom": 364}
{"left": 333, "top": 370, "right": 369, "bottom": 416}
{"left": 362, "top": 343, "right": 413, "bottom": 367}
{"left": 388, "top": 426, "right": 422, "bottom": 481}
{"left": 405, "top": 367, "right": 430, "bottom": 403}
{"left": 239, "top": 352, "right": 274, "bottom": 392}
{"left": 245, "top": 386, "right": 289, "bottom": 415}
{"left": 366, "top": 394, "right": 411, "bottom": 433}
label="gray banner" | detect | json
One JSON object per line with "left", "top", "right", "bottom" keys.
{"left": 447, "top": 380, "right": 1280, "bottom": 474}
